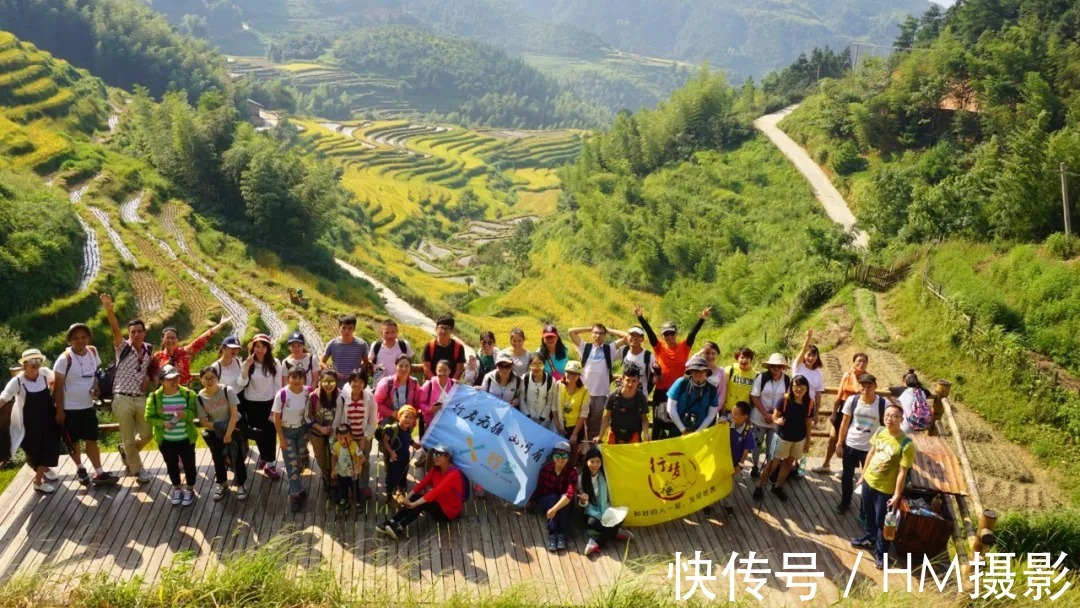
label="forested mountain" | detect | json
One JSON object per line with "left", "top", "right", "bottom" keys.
{"left": 780, "top": 0, "right": 1080, "bottom": 249}
{"left": 0, "top": 0, "right": 228, "bottom": 101}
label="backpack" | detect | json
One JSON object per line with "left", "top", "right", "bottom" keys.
{"left": 843, "top": 394, "right": 889, "bottom": 425}
{"left": 618, "top": 346, "right": 655, "bottom": 389}
{"left": 753, "top": 371, "right": 791, "bottom": 407}
{"left": 580, "top": 342, "right": 613, "bottom": 382}
{"left": 426, "top": 339, "right": 462, "bottom": 364}
{"left": 99, "top": 342, "right": 150, "bottom": 400}
{"left": 523, "top": 373, "right": 554, "bottom": 394}
{"left": 278, "top": 386, "right": 319, "bottom": 424}
{"left": 372, "top": 339, "right": 409, "bottom": 362}
{"left": 906, "top": 388, "right": 932, "bottom": 431}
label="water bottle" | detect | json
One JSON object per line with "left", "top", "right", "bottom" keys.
{"left": 796, "top": 456, "right": 808, "bottom": 477}
{"left": 883, "top": 508, "right": 899, "bottom": 541}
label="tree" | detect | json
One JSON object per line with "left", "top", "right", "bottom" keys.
{"left": 507, "top": 219, "right": 535, "bottom": 278}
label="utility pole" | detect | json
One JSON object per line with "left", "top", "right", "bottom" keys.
{"left": 1062, "top": 162, "right": 1073, "bottom": 237}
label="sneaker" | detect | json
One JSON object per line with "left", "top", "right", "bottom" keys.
{"left": 170, "top": 488, "right": 182, "bottom": 505}
{"left": 76, "top": 468, "right": 91, "bottom": 486}
{"left": 811, "top": 464, "right": 832, "bottom": 474}
{"left": 236, "top": 484, "right": 249, "bottom": 501}
{"left": 33, "top": 480, "right": 58, "bottom": 494}
{"left": 263, "top": 464, "right": 282, "bottom": 480}
{"left": 616, "top": 528, "right": 633, "bottom": 542}
{"left": 749, "top": 466, "right": 761, "bottom": 479}
{"left": 92, "top": 471, "right": 119, "bottom": 486}
{"left": 44, "top": 469, "right": 59, "bottom": 482}
{"left": 556, "top": 534, "right": 567, "bottom": 551}
{"left": 360, "top": 487, "right": 373, "bottom": 500}
{"left": 337, "top": 500, "right": 349, "bottom": 512}
{"left": 723, "top": 505, "right": 736, "bottom": 517}
{"left": 851, "top": 535, "right": 874, "bottom": 549}
{"left": 875, "top": 555, "right": 884, "bottom": 570}
{"left": 546, "top": 534, "right": 557, "bottom": 553}
{"left": 181, "top": 489, "right": 195, "bottom": 507}
{"left": 289, "top": 493, "right": 301, "bottom": 513}
{"left": 771, "top": 486, "right": 789, "bottom": 502}
{"left": 257, "top": 458, "right": 267, "bottom": 471}
{"left": 376, "top": 522, "right": 398, "bottom": 540}
{"left": 835, "top": 503, "right": 850, "bottom": 515}
{"left": 474, "top": 483, "right": 485, "bottom": 498}
{"left": 213, "top": 483, "right": 228, "bottom": 501}
{"left": 584, "top": 538, "right": 601, "bottom": 556}
{"left": 136, "top": 469, "right": 152, "bottom": 485}
{"left": 752, "top": 487, "right": 764, "bottom": 502}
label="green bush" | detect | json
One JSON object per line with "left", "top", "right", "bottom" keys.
{"left": 1044, "top": 232, "right": 1078, "bottom": 260}
{"left": 995, "top": 509, "right": 1080, "bottom": 570}
{"left": 830, "top": 140, "right": 867, "bottom": 175}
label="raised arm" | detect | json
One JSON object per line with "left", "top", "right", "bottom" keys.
{"left": 685, "top": 306, "right": 710, "bottom": 348}
{"left": 185, "top": 317, "right": 230, "bottom": 356}
{"left": 633, "top": 303, "right": 659, "bottom": 347}
{"left": 795, "top": 329, "right": 813, "bottom": 367}
{"left": 567, "top": 327, "right": 590, "bottom": 352}
{"left": 100, "top": 294, "right": 123, "bottom": 349}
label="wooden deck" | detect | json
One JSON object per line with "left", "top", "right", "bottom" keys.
{"left": 0, "top": 449, "right": 908, "bottom": 604}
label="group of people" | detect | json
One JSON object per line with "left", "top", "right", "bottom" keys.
{"left": 1, "top": 297, "right": 928, "bottom": 567}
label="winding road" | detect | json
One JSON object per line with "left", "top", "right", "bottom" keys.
{"left": 754, "top": 105, "right": 868, "bottom": 248}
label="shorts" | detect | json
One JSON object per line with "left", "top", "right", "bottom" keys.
{"left": 830, "top": 407, "right": 844, "bottom": 431}
{"left": 606, "top": 429, "right": 641, "bottom": 445}
{"left": 63, "top": 408, "right": 99, "bottom": 442}
{"left": 772, "top": 436, "right": 805, "bottom": 460}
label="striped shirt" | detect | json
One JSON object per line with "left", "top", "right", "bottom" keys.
{"left": 161, "top": 392, "right": 189, "bottom": 442}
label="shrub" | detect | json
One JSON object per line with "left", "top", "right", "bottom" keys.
{"left": 830, "top": 140, "right": 867, "bottom": 175}
{"left": 995, "top": 508, "right": 1080, "bottom": 570}
{"left": 1044, "top": 232, "right": 1078, "bottom": 260}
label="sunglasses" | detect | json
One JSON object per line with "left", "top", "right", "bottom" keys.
{"left": 552, "top": 452, "right": 569, "bottom": 459}
{"left": 320, "top": 379, "right": 338, "bottom": 385}
{"left": 481, "top": 340, "right": 494, "bottom": 345}
{"left": 432, "top": 451, "right": 449, "bottom": 458}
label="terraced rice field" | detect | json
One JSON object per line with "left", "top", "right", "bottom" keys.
{"left": 129, "top": 269, "right": 165, "bottom": 318}
{"left": 120, "top": 191, "right": 145, "bottom": 224}
{"left": 88, "top": 206, "right": 138, "bottom": 265}
{"left": 66, "top": 183, "right": 101, "bottom": 292}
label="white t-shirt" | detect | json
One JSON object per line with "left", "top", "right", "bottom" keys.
{"left": 750, "top": 374, "right": 788, "bottom": 429}
{"left": 238, "top": 359, "right": 284, "bottom": 402}
{"left": 273, "top": 386, "right": 311, "bottom": 428}
{"left": 481, "top": 370, "right": 521, "bottom": 405}
{"left": 842, "top": 395, "right": 882, "bottom": 451}
{"left": 578, "top": 341, "right": 613, "bottom": 397}
{"left": 792, "top": 362, "right": 824, "bottom": 403}
{"left": 53, "top": 348, "right": 101, "bottom": 410}
{"left": 506, "top": 349, "right": 531, "bottom": 378}
{"left": 372, "top": 340, "right": 414, "bottom": 380}
{"left": 212, "top": 358, "right": 244, "bottom": 394}
{"left": 283, "top": 353, "right": 319, "bottom": 387}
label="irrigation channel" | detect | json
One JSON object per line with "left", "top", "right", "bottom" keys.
{"left": 119, "top": 191, "right": 145, "bottom": 224}
{"left": 67, "top": 183, "right": 101, "bottom": 292}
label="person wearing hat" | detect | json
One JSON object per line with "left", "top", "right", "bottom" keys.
{"left": 567, "top": 323, "right": 630, "bottom": 440}
{"left": 152, "top": 316, "right": 232, "bottom": 386}
{"left": 748, "top": 353, "right": 791, "bottom": 479}
{"left": 1, "top": 349, "right": 60, "bottom": 493}
{"left": 146, "top": 365, "right": 200, "bottom": 506}
{"left": 53, "top": 323, "right": 118, "bottom": 487}
{"left": 528, "top": 440, "right": 579, "bottom": 552}
{"left": 664, "top": 355, "right": 721, "bottom": 437}
{"left": 557, "top": 359, "right": 590, "bottom": 465}
{"left": 283, "top": 331, "right": 319, "bottom": 387}
{"left": 594, "top": 365, "right": 650, "bottom": 445}
{"left": 480, "top": 351, "right": 523, "bottom": 407}
{"left": 578, "top": 446, "right": 633, "bottom": 556}
{"left": 537, "top": 324, "right": 569, "bottom": 381}
{"left": 632, "top": 304, "right": 710, "bottom": 440}
{"left": 238, "top": 333, "right": 284, "bottom": 480}
{"left": 101, "top": 293, "right": 157, "bottom": 484}
{"left": 210, "top": 335, "right": 245, "bottom": 395}
{"left": 835, "top": 373, "right": 894, "bottom": 515}
{"left": 376, "top": 443, "right": 466, "bottom": 539}
{"left": 617, "top": 326, "right": 655, "bottom": 398}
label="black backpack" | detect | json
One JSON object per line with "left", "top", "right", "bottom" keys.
{"left": 372, "top": 339, "right": 409, "bottom": 362}
{"left": 617, "top": 346, "right": 656, "bottom": 387}
{"left": 581, "top": 342, "right": 613, "bottom": 382}
{"left": 843, "top": 394, "right": 889, "bottom": 425}
{"left": 99, "top": 342, "right": 149, "bottom": 400}
{"left": 753, "top": 371, "right": 791, "bottom": 403}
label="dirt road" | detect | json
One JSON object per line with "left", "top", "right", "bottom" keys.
{"left": 754, "top": 106, "right": 868, "bottom": 248}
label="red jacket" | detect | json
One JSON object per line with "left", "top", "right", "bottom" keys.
{"left": 413, "top": 466, "right": 466, "bottom": 520}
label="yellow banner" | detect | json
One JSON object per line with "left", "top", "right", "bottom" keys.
{"left": 604, "top": 423, "right": 734, "bottom": 527}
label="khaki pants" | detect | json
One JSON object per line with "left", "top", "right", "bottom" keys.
{"left": 112, "top": 394, "right": 151, "bottom": 474}
{"left": 586, "top": 395, "right": 608, "bottom": 440}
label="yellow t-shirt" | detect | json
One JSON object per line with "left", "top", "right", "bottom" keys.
{"left": 723, "top": 365, "right": 757, "bottom": 412}
{"left": 559, "top": 383, "right": 591, "bottom": 430}
{"left": 862, "top": 427, "right": 916, "bottom": 495}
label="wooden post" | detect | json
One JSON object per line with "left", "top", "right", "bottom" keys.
{"left": 974, "top": 510, "right": 999, "bottom": 553}
{"left": 1063, "top": 162, "right": 1072, "bottom": 238}
{"left": 930, "top": 380, "right": 950, "bottom": 437}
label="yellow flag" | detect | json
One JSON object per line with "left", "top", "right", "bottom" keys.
{"left": 604, "top": 423, "right": 734, "bottom": 527}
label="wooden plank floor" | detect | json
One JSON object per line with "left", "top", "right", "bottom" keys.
{"left": 0, "top": 449, "right": 896, "bottom": 604}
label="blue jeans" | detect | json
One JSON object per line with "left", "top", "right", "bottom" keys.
{"left": 536, "top": 494, "right": 572, "bottom": 535}
{"left": 751, "top": 425, "right": 776, "bottom": 469}
{"left": 282, "top": 426, "right": 308, "bottom": 495}
{"left": 861, "top": 481, "right": 892, "bottom": 559}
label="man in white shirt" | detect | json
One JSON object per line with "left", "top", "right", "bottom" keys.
{"left": 568, "top": 323, "right": 629, "bottom": 440}
{"left": 53, "top": 323, "right": 118, "bottom": 486}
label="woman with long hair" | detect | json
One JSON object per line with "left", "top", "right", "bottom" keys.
{"left": 309, "top": 369, "right": 341, "bottom": 487}
{"left": 507, "top": 328, "right": 531, "bottom": 377}
{"left": 813, "top": 351, "right": 870, "bottom": 475}
{"left": 237, "top": 334, "right": 283, "bottom": 480}
{"left": 474, "top": 331, "right": 498, "bottom": 386}
{"left": 578, "top": 447, "right": 632, "bottom": 555}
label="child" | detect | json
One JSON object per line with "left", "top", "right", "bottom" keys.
{"left": 274, "top": 368, "right": 315, "bottom": 513}
{"left": 377, "top": 405, "right": 421, "bottom": 505}
{"left": 334, "top": 370, "right": 376, "bottom": 499}
{"left": 197, "top": 365, "right": 247, "bottom": 501}
{"left": 309, "top": 369, "right": 340, "bottom": 486}
{"left": 579, "top": 447, "right": 632, "bottom": 556}
{"left": 331, "top": 423, "right": 365, "bottom": 511}
{"left": 705, "top": 401, "right": 756, "bottom": 518}
{"left": 463, "top": 355, "right": 480, "bottom": 386}
{"left": 145, "top": 365, "right": 199, "bottom": 506}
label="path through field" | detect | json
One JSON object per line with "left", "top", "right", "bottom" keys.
{"left": 754, "top": 106, "right": 868, "bottom": 248}
{"left": 335, "top": 258, "right": 436, "bottom": 334}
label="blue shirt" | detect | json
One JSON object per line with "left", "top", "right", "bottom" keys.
{"left": 322, "top": 337, "right": 369, "bottom": 385}
{"left": 729, "top": 420, "right": 756, "bottom": 466}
